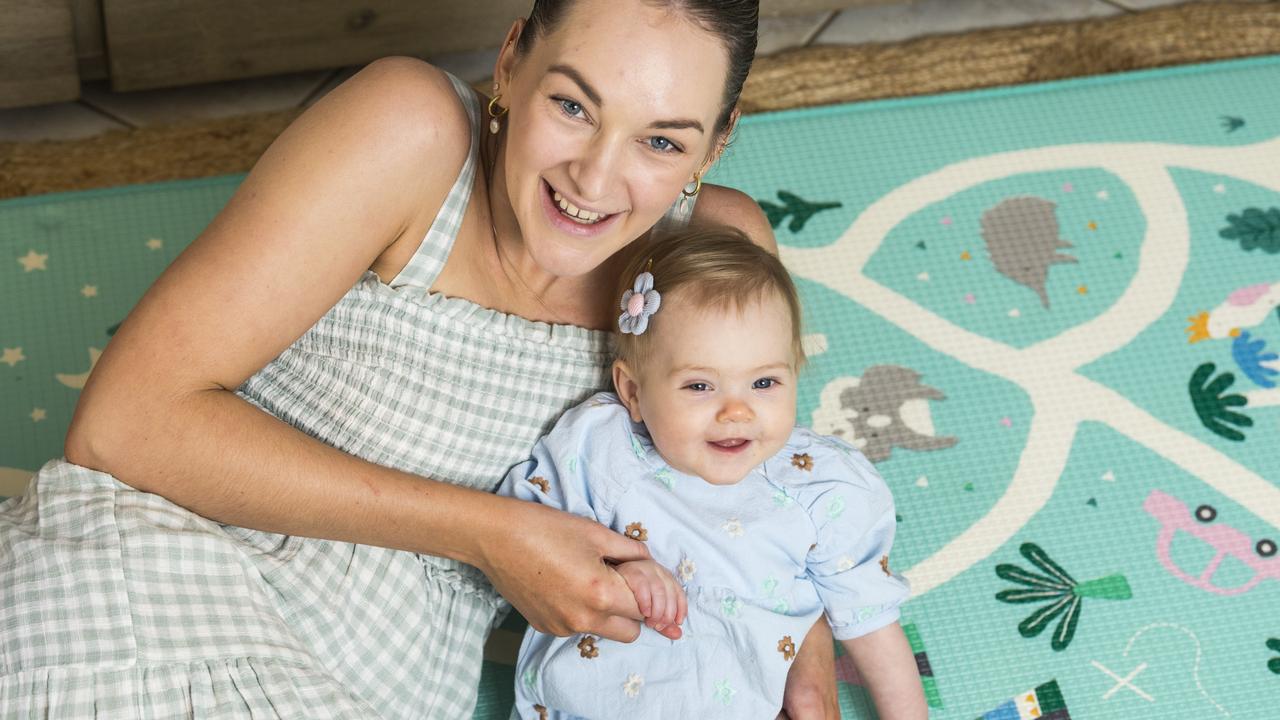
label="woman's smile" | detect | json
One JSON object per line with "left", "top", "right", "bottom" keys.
{"left": 539, "top": 178, "right": 624, "bottom": 237}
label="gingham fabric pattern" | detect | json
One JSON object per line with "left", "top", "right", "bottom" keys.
{"left": 0, "top": 71, "right": 661, "bottom": 718}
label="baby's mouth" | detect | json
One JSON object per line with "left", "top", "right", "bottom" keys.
{"left": 709, "top": 438, "right": 751, "bottom": 453}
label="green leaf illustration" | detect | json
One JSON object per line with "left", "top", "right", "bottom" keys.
{"left": 1189, "top": 362, "right": 1253, "bottom": 441}
{"left": 1219, "top": 207, "right": 1280, "bottom": 253}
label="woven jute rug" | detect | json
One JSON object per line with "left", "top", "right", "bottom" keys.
{"left": 2, "top": 0, "right": 1278, "bottom": 200}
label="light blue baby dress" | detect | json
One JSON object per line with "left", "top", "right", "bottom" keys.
{"left": 498, "top": 392, "right": 910, "bottom": 719}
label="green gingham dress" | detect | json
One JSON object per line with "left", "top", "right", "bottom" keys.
{"left": 0, "top": 73, "right": 693, "bottom": 718}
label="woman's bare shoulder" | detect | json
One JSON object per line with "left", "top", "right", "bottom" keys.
{"left": 695, "top": 184, "right": 777, "bottom": 253}
{"left": 315, "top": 56, "right": 474, "bottom": 172}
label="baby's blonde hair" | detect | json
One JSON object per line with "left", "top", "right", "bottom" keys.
{"left": 612, "top": 225, "right": 805, "bottom": 374}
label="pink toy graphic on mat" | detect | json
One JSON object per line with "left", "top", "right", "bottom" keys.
{"left": 1186, "top": 280, "right": 1280, "bottom": 343}
{"left": 1142, "top": 489, "right": 1279, "bottom": 596}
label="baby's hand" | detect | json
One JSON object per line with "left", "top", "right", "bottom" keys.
{"left": 614, "top": 559, "right": 687, "bottom": 641}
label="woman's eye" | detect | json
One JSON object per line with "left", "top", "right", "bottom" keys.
{"left": 753, "top": 378, "right": 776, "bottom": 390}
{"left": 648, "top": 136, "right": 680, "bottom": 153}
{"left": 558, "top": 98, "right": 584, "bottom": 118}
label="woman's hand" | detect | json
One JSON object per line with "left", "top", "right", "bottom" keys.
{"left": 475, "top": 496, "right": 652, "bottom": 642}
{"left": 777, "top": 617, "right": 840, "bottom": 719}
{"left": 614, "top": 559, "right": 687, "bottom": 641}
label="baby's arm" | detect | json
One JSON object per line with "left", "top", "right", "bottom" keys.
{"left": 841, "top": 622, "right": 926, "bottom": 719}
{"left": 613, "top": 559, "right": 687, "bottom": 641}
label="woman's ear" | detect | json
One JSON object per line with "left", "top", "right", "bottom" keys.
{"left": 706, "top": 106, "right": 741, "bottom": 168}
{"left": 494, "top": 18, "right": 526, "bottom": 90}
{"left": 612, "top": 360, "right": 644, "bottom": 423}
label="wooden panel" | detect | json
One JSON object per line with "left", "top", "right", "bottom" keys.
{"left": 0, "top": 0, "right": 79, "bottom": 108}
{"left": 103, "top": 0, "right": 910, "bottom": 92}
{"left": 103, "top": 0, "right": 533, "bottom": 91}
{"left": 71, "top": 0, "right": 108, "bottom": 80}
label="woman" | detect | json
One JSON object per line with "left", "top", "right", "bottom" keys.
{"left": 0, "top": 0, "right": 837, "bottom": 717}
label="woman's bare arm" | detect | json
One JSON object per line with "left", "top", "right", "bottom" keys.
{"left": 64, "top": 57, "right": 649, "bottom": 641}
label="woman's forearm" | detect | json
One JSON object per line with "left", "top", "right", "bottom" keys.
{"left": 66, "top": 386, "right": 498, "bottom": 566}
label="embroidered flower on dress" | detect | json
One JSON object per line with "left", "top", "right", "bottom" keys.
{"left": 772, "top": 489, "right": 793, "bottom": 507}
{"left": 778, "top": 635, "right": 797, "bottom": 661}
{"left": 721, "top": 595, "right": 743, "bottom": 618}
{"left": 534, "top": 704, "right": 548, "bottom": 720}
{"left": 837, "top": 556, "right": 855, "bottom": 572}
{"left": 618, "top": 271, "right": 662, "bottom": 335}
{"left": 527, "top": 476, "right": 550, "bottom": 494}
{"left": 522, "top": 668, "right": 537, "bottom": 691}
{"left": 713, "top": 679, "right": 736, "bottom": 705}
{"left": 826, "top": 495, "right": 847, "bottom": 520}
{"left": 791, "top": 453, "right": 814, "bottom": 471}
{"left": 721, "top": 518, "right": 744, "bottom": 538}
{"left": 880, "top": 554, "right": 892, "bottom": 576}
{"left": 654, "top": 467, "right": 675, "bottom": 490}
{"left": 623, "top": 673, "right": 644, "bottom": 698}
{"left": 577, "top": 635, "right": 600, "bottom": 659}
{"left": 677, "top": 557, "right": 697, "bottom": 583}
{"left": 624, "top": 522, "right": 648, "bottom": 541}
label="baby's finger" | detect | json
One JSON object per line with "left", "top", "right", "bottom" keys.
{"left": 631, "top": 581, "right": 652, "bottom": 617}
{"left": 649, "top": 583, "right": 667, "bottom": 629}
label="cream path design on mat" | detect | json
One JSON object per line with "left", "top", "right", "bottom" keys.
{"left": 781, "top": 135, "right": 1280, "bottom": 597}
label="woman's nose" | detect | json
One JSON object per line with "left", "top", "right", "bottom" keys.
{"left": 717, "top": 398, "right": 754, "bottom": 423}
{"left": 568, "top": 135, "right": 621, "bottom": 202}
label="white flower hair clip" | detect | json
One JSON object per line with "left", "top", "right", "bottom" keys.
{"left": 618, "top": 269, "right": 661, "bottom": 335}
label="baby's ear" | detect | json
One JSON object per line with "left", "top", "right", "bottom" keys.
{"left": 611, "top": 361, "right": 644, "bottom": 423}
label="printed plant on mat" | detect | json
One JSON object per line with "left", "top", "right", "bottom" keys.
{"left": 1220, "top": 206, "right": 1280, "bottom": 254}
{"left": 1268, "top": 638, "right": 1280, "bottom": 675}
{"left": 995, "top": 542, "right": 1132, "bottom": 651}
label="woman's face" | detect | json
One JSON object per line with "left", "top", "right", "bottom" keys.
{"left": 496, "top": 0, "right": 732, "bottom": 278}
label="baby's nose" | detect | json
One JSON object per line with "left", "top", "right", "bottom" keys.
{"left": 717, "top": 399, "right": 754, "bottom": 423}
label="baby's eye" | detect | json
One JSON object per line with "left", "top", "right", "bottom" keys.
{"left": 648, "top": 136, "right": 681, "bottom": 153}
{"left": 753, "top": 378, "right": 777, "bottom": 390}
{"left": 557, "top": 98, "right": 585, "bottom": 118}
{"left": 685, "top": 382, "right": 710, "bottom": 392}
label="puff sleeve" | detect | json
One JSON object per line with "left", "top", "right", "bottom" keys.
{"left": 495, "top": 393, "right": 627, "bottom": 525}
{"left": 803, "top": 440, "right": 911, "bottom": 641}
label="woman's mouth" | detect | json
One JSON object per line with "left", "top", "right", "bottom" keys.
{"left": 540, "top": 180, "right": 622, "bottom": 236}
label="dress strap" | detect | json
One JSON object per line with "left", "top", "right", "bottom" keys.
{"left": 387, "top": 72, "right": 482, "bottom": 292}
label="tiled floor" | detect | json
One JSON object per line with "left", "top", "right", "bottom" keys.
{"left": 0, "top": 0, "right": 1246, "bottom": 142}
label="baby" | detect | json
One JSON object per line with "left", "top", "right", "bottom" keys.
{"left": 498, "top": 227, "right": 926, "bottom": 719}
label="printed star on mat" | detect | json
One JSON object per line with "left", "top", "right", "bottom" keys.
{"left": 1096, "top": 190, "right": 1110, "bottom": 201}
{"left": 17, "top": 250, "right": 48, "bottom": 272}
{"left": 81, "top": 285, "right": 98, "bottom": 298}
{"left": 1, "top": 347, "right": 25, "bottom": 367}
{"left": 30, "top": 408, "right": 46, "bottom": 422}
{"left": 1214, "top": 183, "right": 1227, "bottom": 194}
{"left": 146, "top": 238, "right": 164, "bottom": 250}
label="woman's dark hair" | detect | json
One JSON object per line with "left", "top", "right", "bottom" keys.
{"left": 516, "top": 0, "right": 758, "bottom": 138}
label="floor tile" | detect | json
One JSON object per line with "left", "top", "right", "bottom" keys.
{"left": 79, "top": 71, "right": 332, "bottom": 127}
{"left": 816, "top": 0, "right": 1121, "bottom": 45}
{"left": 0, "top": 101, "right": 127, "bottom": 141}
{"left": 758, "top": 11, "right": 837, "bottom": 56}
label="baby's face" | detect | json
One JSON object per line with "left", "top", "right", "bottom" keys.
{"left": 624, "top": 291, "right": 798, "bottom": 485}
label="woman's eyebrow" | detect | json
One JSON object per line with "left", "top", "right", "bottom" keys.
{"left": 548, "top": 63, "right": 704, "bottom": 134}
{"left": 547, "top": 64, "right": 602, "bottom": 106}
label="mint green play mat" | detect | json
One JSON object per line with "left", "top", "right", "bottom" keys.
{"left": 4, "top": 56, "right": 1280, "bottom": 718}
